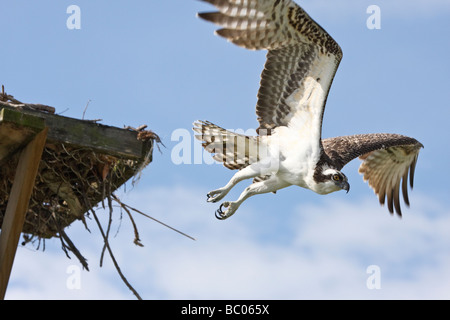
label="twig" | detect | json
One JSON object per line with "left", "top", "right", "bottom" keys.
{"left": 0, "top": 100, "right": 56, "bottom": 113}
{"left": 100, "top": 181, "right": 114, "bottom": 267}
{"left": 83, "top": 193, "right": 142, "bottom": 300}
{"left": 125, "top": 125, "right": 165, "bottom": 152}
{"left": 0, "top": 86, "right": 55, "bottom": 113}
{"left": 125, "top": 125, "right": 148, "bottom": 131}
{"left": 82, "top": 99, "right": 91, "bottom": 120}
{"left": 83, "top": 118, "right": 103, "bottom": 123}
{"left": 115, "top": 199, "right": 144, "bottom": 247}
{"left": 51, "top": 211, "right": 90, "bottom": 270}
{"left": 59, "top": 228, "right": 90, "bottom": 271}
{"left": 111, "top": 194, "right": 196, "bottom": 241}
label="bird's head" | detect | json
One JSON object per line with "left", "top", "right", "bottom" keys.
{"left": 314, "top": 167, "right": 350, "bottom": 195}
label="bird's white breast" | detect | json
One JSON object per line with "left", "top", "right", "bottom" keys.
{"left": 263, "top": 124, "right": 321, "bottom": 189}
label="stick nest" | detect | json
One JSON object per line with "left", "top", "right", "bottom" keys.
{"left": 0, "top": 142, "right": 149, "bottom": 239}
{"left": 0, "top": 87, "right": 167, "bottom": 299}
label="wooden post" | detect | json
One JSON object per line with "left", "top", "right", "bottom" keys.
{"left": 0, "top": 127, "right": 48, "bottom": 299}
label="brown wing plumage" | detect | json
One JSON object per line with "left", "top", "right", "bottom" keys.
{"left": 197, "top": 0, "right": 342, "bottom": 135}
{"left": 322, "top": 134, "right": 423, "bottom": 217}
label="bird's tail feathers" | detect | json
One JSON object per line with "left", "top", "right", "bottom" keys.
{"left": 193, "top": 120, "right": 261, "bottom": 170}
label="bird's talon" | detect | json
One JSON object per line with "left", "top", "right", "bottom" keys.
{"left": 215, "top": 203, "right": 229, "bottom": 220}
{"left": 206, "top": 189, "right": 226, "bottom": 203}
{"left": 215, "top": 209, "right": 226, "bottom": 220}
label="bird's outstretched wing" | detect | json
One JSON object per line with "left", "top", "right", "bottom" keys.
{"left": 198, "top": 0, "right": 342, "bottom": 135}
{"left": 322, "top": 134, "right": 423, "bottom": 216}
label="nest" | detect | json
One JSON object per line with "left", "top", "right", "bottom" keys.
{"left": 0, "top": 86, "right": 171, "bottom": 299}
{"left": 0, "top": 142, "right": 150, "bottom": 239}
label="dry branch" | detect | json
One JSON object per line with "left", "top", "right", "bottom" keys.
{"left": 1, "top": 85, "right": 55, "bottom": 114}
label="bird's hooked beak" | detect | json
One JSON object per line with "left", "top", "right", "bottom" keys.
{"left": 341, "top": 181, "right": 350, "bottom": 193}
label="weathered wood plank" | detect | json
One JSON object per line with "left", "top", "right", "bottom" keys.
{"left": 0, "top": 108, "right": 45, "bottom": 162}
{"left": 0, "top": 105, "right": 152, "bottom": 160}
{"left": 0, "top": 128, "right": 48, "bottom": 299}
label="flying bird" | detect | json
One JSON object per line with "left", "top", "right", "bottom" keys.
{"left": 193, "top": 0, "right": 423, "bottom": 220}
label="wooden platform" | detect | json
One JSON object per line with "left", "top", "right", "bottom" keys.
{"left": 0, "top": 105, "right": 152, "bottom": 161}
{"left": 0, "top": 108, "right": 45, "bottom": 162}
{"left": 0, "top": 105, "right": 155, "bottom": 299}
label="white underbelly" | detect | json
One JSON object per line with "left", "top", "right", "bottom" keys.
{"left": 262, "top": 126, "right": 321, "bottom": 188}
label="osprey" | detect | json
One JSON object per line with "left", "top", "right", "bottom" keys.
{"left": 193, "top": 0, "right": 423, "bottom": 219}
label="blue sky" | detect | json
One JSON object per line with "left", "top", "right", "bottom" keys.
{"left": 1, "top": 0, "right": 450, "bottom": 300}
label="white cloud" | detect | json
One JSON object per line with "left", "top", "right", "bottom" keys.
{"left": 6, "top": 247, "right": 130, "bottom": 300}
{"left": 5, "top": 185, "right": 450, "bottom": 300}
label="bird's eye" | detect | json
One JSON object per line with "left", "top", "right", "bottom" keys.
{"left": 333, "top": 174, "right": 341, "bottom": 181}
